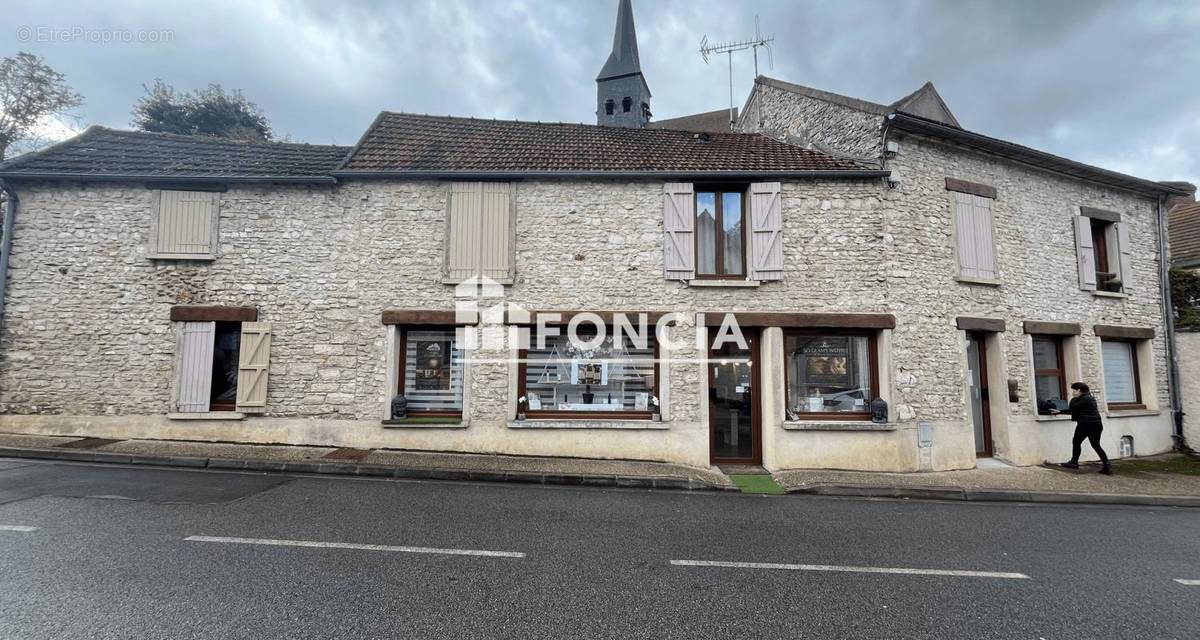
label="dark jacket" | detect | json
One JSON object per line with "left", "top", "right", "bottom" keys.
{"left": 1065, "top": 392, "right": 1103, "bottom": 426}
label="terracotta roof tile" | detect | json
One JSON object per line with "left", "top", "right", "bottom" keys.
{"left": 339, "top": 112, "right": 870, "bottom": 174}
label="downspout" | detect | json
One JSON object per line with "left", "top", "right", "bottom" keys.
{"left": 1157, "top": 195, "right": 1184, "bottom": 447}
{"left": 0, "top": 180, "right": 16, "bottom": 338}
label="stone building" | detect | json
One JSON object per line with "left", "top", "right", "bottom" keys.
{"left": 0, "top": 1, "right": 1188, "bottom": 472}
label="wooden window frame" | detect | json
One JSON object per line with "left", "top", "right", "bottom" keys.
{"left": 517, "top": 327, "right": 660, "bottom": 421}
{"left": 693, "top": 185, "right": 748, "bottom": 280}
{"left": 397, "top": 325, "right": 464, "bottom": 419}
{"left": 783, "top": 328, "right": 880, "bottom": 421}
{"left": 1101, "top": 338, "right": 1145, "bottom": 411}
{"left": 1031, "top": 335, "right": 1067, "bottom": 415}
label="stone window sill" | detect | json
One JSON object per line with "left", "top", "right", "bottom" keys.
{"left": 167, "top": 412, "right": 245, "bottom": 421}
{"left": 955, "top": 276, "right": 1001, "bottom": 287}
{"left": 1092, "top": 290, "right": 1129, "bottom": 299}
{"left": 382, "top": 418, "right": 467, "bottom": 429}
{"left": 782, "top": 420, "right": 895, "bottom": 432}
{"left": 687, "top": 279, "right": 761, "bottom": 288}
{"left": 442, "top": 277, "right": 513, "bottom": 286}
{"left": 149, "top": 253, "right": 215, "bottom": 261}
{"left": 508, "top": 419, "right": 668, "bottom": 430}
{"left": 1035, "top": 414, "right": 1073, "bottom": 422}
{"left": 1105, "top": 409, "right": 1160, "bottom": 418}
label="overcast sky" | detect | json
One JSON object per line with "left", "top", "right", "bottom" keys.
{"left": 3, "top": 0, "right": 1198, "bottom": 185}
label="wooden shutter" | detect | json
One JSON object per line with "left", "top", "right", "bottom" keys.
{"left": 1073, "top": 214, "right": 1097, "bottom": 291}
{"left": 1114, "top": 222, "right": 1133, "bottom": 290}
{"left": 663, "top": 183, "right": 695, "bottom": 280}
{"left": 177, "top": 321, "right": 215, "bottom": 413}
{"left": 480, "top": 183, "right": 514, "bottom": 282}
{"left": 748, "top": 182, "right": 784, "bottom": 281}
{"left": 444, "top": 182, "right": 513, "bottom": 282}
{"left": 236, "top": 322, "right": 272, "bottom": 412}
{"left": 156, "top": 190, "right": 218, "bottom": 256}
{"left": 953, "top": 192, "right": 997, "bottom": 280}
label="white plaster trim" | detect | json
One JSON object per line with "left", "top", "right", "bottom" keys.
{"left": 1034, "top": 414, "right": 1073, "bottom": 423}
{"left": 782, "top": 420, "right": 895, "bottom": 432}
{"left": 507, "top": 420, "right": 668, "bottom": 430}
{"left": 167, "top": 412, "right": 245, "bottom": 421}
{"left": 687, "top": 279, "right": 761, "bottom": 288}
{"left": 382, "top": 419, "right": 467, "bottom": 429}
{"left": 1105, "top": 409, "right": 1161, "bottom": 418}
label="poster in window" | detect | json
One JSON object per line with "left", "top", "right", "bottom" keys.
{"left": 797, "top": 337, "right": 850, "bottom": 387}
{"left": 413, "top": 340, "right": 452, "bottom": 391}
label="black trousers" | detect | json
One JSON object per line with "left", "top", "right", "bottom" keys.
{"left": 1070, "top": 423, "right": 1109, "bottom": 465}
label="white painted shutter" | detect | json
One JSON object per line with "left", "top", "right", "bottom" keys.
{"left": 236, "top": 322, "right": 272, "bottom": 411}
{"left": 748, "top": 182, "right": 784, "bottom": 281}
{"left": 177, "top": 321, "right": 215, "bottom": 413}
{"left": 1114, "top": 222, "right": 1133, "bottom": 290}
{"left": 480, "top": 183, "right": 514, "bottom": 282}
{"left": 1074, "top": 214, "right": 1097, "bottom": 291}
{"left": 954, "top": 192, "right": 997, "bottom": 280}
{"left": 663, "top": 183, "right": 695, "bottom": 280}
{"left": 157, "top": 190, "right": 218, "bottom": 256}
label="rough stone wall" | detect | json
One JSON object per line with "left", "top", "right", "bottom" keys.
{"left": 739, "top": 83, "right": 885, "bottom": 160}
{"left": 1177, "top": 331, "right": 1200, "bottom": 450}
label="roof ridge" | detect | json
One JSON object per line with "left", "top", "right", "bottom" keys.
{"left": 89, "top": 126, "right": 350, "bottom": 150}
{"left": 376, "top": 110, "right": 769, "bottom": 138}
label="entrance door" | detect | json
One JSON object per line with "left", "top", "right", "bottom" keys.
{"left": 709, "top": 331, "right": 760, "bottom": 464}
{"left": 966, "top": 333, "right": 993, "bottom": 457}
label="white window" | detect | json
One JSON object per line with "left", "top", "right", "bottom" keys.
{"left": 175, "top": 320, "right": 271, "bottom": 414}
{"left": 444, "top": 182, "right": 514, "bottom": 284}
{"left": 149, "top": 190, "right": 220, "bottom": 260}
{"left": 1100, "top": 339, "right": 1141, "bottom": 408}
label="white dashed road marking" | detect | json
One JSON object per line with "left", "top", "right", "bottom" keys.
{"left": 671, "top": 559, "right": 1030, "bottom": 580}
{"left": 184, "top": 535, "right": 525, "bottom": 558}
{"left": 0, "top": 525, "right": 38, "bottom": 532}
{"left": 1175, "top": 579, "right": 1200, "bottom": 586}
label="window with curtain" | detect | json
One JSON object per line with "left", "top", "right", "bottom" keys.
{"left": 520, "top": 329, "right": 658, "bottom": 418}
{"left": 1032, "top": 336, "right": 1067, "bottom": 415}
{"left": 400, "top": 328, "right": 465, "bottom": 416}
{"left": 695, "top": 189, "right": 745, "bottom": 278}
{"left": 1101, "top": 339, "right": 1141, "bottom": 408}
{"left": 785, "top": 332, "right": 877, "bottom": 420}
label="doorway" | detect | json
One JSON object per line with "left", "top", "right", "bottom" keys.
{"left": 709, "top": 330, "right": 760, "bottom": 464}
{"left": 966, "top": 332, "right": 993, "bottom": 457}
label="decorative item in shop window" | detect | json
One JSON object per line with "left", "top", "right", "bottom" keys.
{"left": 870, "top": 397, "right": 888, "bottom": 424}
{"left": 516, "top": 395, "right": 527, "bottom": 421}
{"left": 390, "top": 394, "right": 408, "bottom": 420}
{"left": 650, "top": 395, "right": 661, "bottom": 421}
{"left": 582, "top": 384, "right": 594, "bottom": 404}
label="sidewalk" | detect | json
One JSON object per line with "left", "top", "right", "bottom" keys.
{"left": 776, "top": 455, "right": 1200, "bottom": 507}
{"left": 0, "top": 433, "right": 733, "bottom": 492}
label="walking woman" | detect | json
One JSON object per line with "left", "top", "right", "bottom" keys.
{"left": 1051, "top": 382, "right": 1112, "bottom": 474}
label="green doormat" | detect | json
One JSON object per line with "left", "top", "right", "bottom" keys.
{"left": 729, "top": 474, "right": 787, "bottom": 495}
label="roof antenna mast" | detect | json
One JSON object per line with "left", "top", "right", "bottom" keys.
{"left": 700, "top": 16, "right": 774, "bottom": 131}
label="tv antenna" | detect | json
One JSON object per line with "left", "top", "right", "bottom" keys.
{"left": 700, "top": 16, "right": 774, "bottom": 131}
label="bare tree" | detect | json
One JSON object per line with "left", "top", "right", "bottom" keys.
{"left": 0, "top": 52, "right": 83, "bottom": 161}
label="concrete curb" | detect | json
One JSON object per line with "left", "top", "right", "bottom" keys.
{"left": 0, "top": 446, "right": 734, "bottom": 493}
{"left": 787, "top": 483, "right": 1200, "bottom": 508}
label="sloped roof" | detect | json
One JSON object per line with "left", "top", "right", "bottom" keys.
{"left": 0, "top": 126, "right": 349, "bottom": 183}
{"left": 335, "top": 112, "right": 881, "bottom": 176}
{"left": 1170, "top": 199, "right": 1200, "bottom": 267}
{"left": 889, "top": 81, "right": 960, "bottom": 128}
{"left": 648, "top": 108, "right": 737, "bottom": 134}
{"left": 597, "top": 0, "right": 643, "bottom": 82}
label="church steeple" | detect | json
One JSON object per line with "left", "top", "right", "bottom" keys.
{"left": 596, "top": 0, "right": 651, "bottom": 128}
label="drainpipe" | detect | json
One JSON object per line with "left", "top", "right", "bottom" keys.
{"left": 1158, "top": 195, "right": 1184, "bottom": 447}
{"left": 0, "top": 180, "right": 16, "bottom": 338}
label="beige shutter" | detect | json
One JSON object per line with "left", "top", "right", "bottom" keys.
{"left": 1114, "top": 222, "right": 1133, "bottom": 290}
{"left": 748, "top": 182, "right": 784, "bottom": 281}
{"left": 156, "top": 190, "right": 218, "bottom": 256}
{"left": 177, "top": 321, "right": 215, "bottom": 413}
{"left": 235, "top": 322, "right": 272, "bottom": 412}
{"left": 954, "top": 192, "right": 996, "bottom": 280}
{"left": 480, "top": 183, "right": 514, "bottom": 282}
{"left": 1073, "top": 214, "right": 1097, "bottom": 291}
{"left": 663, "top": 183, "right": 695, "bottom": 280}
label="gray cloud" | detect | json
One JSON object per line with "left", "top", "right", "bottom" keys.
{"left": 3, "top": 0, "right": 1197, "bottom": 184}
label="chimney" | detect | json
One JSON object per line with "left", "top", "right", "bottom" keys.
{"left": 1162, "top": 181, "right": 1197, "bottom": 211}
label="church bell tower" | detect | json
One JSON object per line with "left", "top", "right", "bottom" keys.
{"left": 596, "top": 0, "right": 651, "bottom": 128}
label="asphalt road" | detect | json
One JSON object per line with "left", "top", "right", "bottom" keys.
{"left": 0, "top": 458, "right": 1197, "bottom": 639}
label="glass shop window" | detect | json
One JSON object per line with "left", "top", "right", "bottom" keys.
{"left": 400, "top": 328, "right": 465, "bottom": 416}
{"left": 785, "top": 331, "right": 877, "bottom": 420}
{"left": 521, "top": 328, "right": 658, "bottom": 418}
